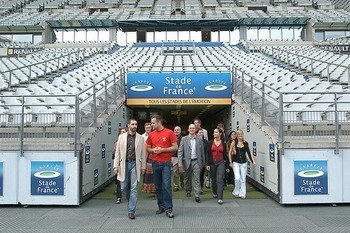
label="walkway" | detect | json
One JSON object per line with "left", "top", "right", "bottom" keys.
{"left": 1, "top": 198, "right": 350, "bottom": 232}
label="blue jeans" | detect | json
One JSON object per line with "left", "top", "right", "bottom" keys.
{"left": 121, "top": 161, "right": 138, "bottom": 214}
{"left": 153, "top": 161, "right": 173, "bottom": 211}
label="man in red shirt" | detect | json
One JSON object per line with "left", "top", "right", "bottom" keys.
{"left": 146, "top": 115, "right": 178, "bottom": 218}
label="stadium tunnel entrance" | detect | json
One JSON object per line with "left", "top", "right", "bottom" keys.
{"left": 127, "top": 104, "right": 231, "bottom": 138}
{"left": 124, "top": 66, "right": 234, "bottom": 137}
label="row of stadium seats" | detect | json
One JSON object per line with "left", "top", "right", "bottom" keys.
{"left": 0, "top": 47, "right": 98, "bottom": 89}
{"left": 1, "top": 7, "right": 350, "bottom": 25}
{"left": 332, "top": 0, "right": 350, "bottom": 11}
{"left": 258, "top": 45, "right": 350, "bottom": 84}
{"left": 0, "top": 42, "right": 349, "bottom": 126}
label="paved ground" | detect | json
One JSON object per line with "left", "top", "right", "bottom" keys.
{"left": 1, "top": 197, "right": 350, "bottom": 233}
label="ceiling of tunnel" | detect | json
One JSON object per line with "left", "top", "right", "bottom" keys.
{"left": 128, "top": 104, "right": 230, "bottom": 130}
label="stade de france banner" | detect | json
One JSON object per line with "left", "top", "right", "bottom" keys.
{"left": 31, "top": 161, "right": 64, "bottom": 196}
{"left": 294, "top": 160, "right": 328, "bottom": 195}
{"left": 126, "top": 72, "right": 232, "bottom": 105}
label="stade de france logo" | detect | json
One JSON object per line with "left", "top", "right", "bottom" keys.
{"left": 130, "top": 80, "right": 153, "bottom": 92}
{"left": 205, "top": 79, "right": 227, "bottom": 91}
{"left": 297, "top": 163, "right": 325, "bottom": 178}
{"left": 294, "top": 160, "right": 328, "bottom": 195}
{"left": 34, "top": 164, "right": 62, "bottom": 179}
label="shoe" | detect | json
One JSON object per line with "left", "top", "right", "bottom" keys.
{"left": 218, "top": 199, "right": 223, "bottom": 205}
{"left": 128, "top": 213, "right": 135, "bottom": 219}
{"left": 156, "top": 208, "right": 165, "bottom": 214}
{"left": 152, "top": 194, "right": 157, "bottom": 200}
{"left": 240, "top": 196, "right": 246, "bottom": 199}
{"left": 173, "top": 187, "right": 179, "bottom": 192}
{"left": 165, "top": 210, "right": 174, "bottom": 218}
{"left": 195, "top": 196, "right": 200, "bottom": 203}
{"left": 116, "top": 198, "right": 121, "bottom": 204}
{"left": 213, "top": 194, "right": 217, "bottom": 198}
{"left": 200, "top": 189, "right": 204, "bottom": 195}
{"left": 186, "top": 192, "right": 191, "bottom": 197}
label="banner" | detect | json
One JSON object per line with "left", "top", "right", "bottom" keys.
{"left": 127, "top": 72, "right": 231, "bottom": 105}
{"left": 0, "top": 162, "right": 3, "bottom": 196}
{"left": 31, "top": 161, "right": 64, "bottom": 195}
{"left": 294, "top": 160, "right": 328, "bottom": 195}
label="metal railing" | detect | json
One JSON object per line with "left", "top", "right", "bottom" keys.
{"left": 248, "top": 44, "right": 350, "bottom": 85}
{"left": 232, "top": 66, "right": 350, "bottom": 154}
{"left": 126, "top": 65, "right": 231, "bottom": 73}
{"left": 1, "top": 44, "right": 109, "bottom": 89}
{"left": 1, "top": 49, "right": 87, "bottom": 88}
{"left": 0, "top": 68, "right": 125, "bottom": 156}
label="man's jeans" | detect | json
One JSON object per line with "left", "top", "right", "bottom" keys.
{"left": 153, "top": 161, "right": 173, "bottom": 211}
{"left": 121, "top": 161, "right": 138, "bottom": 214}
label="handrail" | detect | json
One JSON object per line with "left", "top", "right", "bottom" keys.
{"left": 0, "top": 66, "right": 124, "bottom": 156}
{"left": 232, "top": 66, "right": 350, "bottom": 155}
{"left": 270, "top": 46, "right": 349, "bottom": 70}
{"left": 251, "top": 45, "right": 350, "bottom": 85}
{"left": 2, "top": 48, "right": 85, "bottom": 74}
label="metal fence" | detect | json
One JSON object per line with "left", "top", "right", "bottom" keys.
{"left": 0, "top": 68, "right": 125, "bottom": 155}
{"left": 233, "top": 66, "right": 350, "bottom": 154}
{"left": 247, "top": 44, "right": 350, "bottom": 85}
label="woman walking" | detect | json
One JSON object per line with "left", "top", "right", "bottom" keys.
{"left": 229, "top": 130, "right": 256, "bottom": 199}
{"left": 206, "top": 127, "right": 227, "bottom": 205}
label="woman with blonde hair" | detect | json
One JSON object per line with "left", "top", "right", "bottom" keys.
{"left": 229, "top": 130, "right": 256, "bottom": 199}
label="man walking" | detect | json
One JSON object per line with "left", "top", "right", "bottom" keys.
{"left": 114, "top": 119, "right": 146, "bottom": 219}
{"left": 178, "top": 124, "right": 205, "bottom": 202}
{"left": 146, "top": 115, "right": 178, "bottom": 218}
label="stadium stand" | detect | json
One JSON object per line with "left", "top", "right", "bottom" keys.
{"left": 0, "top": 0, "right": 349, "bottom": 206}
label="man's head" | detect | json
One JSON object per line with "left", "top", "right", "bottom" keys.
{"left": 217, "top": 123, "right": 224, "bottom": 130}
{"left": 197, "top": 128, "right": 203, "bottom": 138}
{"left": 128, "top": 118, "right": 138, "bottom": 134}
{"left": 174, "top": 126, "right": 181, "bottom": 136}
{"left": 151, "top": 114, "right": 163, "bottom": 131}
{"left": 144, "top": 122, "right": 152, "bottom": 134}
{"left": 188, "top": 124, "right": 196, "bottom": 136}
{"left": 119, "top": 127, "right": 127, "bottom": 134}
{"left": 193, "top": 118, "right": 202, "bottom": 129}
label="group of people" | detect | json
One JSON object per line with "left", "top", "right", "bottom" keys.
{"left": 112, "top": 115, "right": 256, "bottom": 219}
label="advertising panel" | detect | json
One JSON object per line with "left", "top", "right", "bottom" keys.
{"left": 0, "top": 162, "right": 3, "bottom": 196}
{"left": 127, "top": 72, "right": 231, "bottom": 105}
{"left": 294, "top": 160, "right": 328, "bottom": 195}
{"left": 31, "top": 161, "right": 64, "bottom": 195}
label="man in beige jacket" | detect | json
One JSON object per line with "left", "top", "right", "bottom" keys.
{"left": 114, "top": 118, "right": 146, "bottom": 219}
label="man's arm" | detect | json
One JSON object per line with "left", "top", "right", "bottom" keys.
{"left": 177, "top": 138, "right": 184, "bottom": 167}
{"left": 113, "top": 136, "right": 121, "bottom": 174}
{"left": 153, "top": 142, "right": 178, "bottom": 154}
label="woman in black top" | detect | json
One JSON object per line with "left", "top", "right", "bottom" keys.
{"left": 229, "top": 130, "right": 256, "bottom": 199}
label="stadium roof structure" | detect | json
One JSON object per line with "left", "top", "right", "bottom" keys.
{"left": 46, "top": 17, "right": 310, "bottom": 30}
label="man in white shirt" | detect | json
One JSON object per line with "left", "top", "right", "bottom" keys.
{"left": 178, "top": 124, "right": 205, "bottom": 203}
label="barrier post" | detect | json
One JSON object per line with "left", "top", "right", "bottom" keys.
{"left": 74, "top": 95, "right": 80, "bottom": 157}
{"left": 334, "top": 93, "right": 339, "bottom": 155}
{"left": 279, "top": 93, "right": 284, "bottom": 155}
{"left": 104, "top": 79, "right": 108, "bottom": 112}
{"left": 327, "top": 63, "right": 330, "bottom": 82}
{"left": 241, "top": 72, "right": 244, "bottom": 102}
{"left": 261, "top": 84, "right": 265, "bottom": 126}
{"left": 93, "top": 86, "right": 97, "bottom": 127}
{"left": 20, "top": 96, "right": 25, "bottom": 157}
{"left": 250, "top": 75, "right": 253, "bottom": 112}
